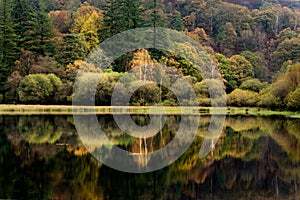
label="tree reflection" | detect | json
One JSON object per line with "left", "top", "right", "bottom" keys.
{"left": 0, "top": 115, "right": 299, "bottom": 199}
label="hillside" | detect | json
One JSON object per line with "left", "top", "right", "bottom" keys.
{"left": 0, "top": 0, "right": 299, "bottom": 110}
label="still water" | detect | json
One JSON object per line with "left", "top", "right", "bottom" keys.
{"left": 0, "top": 114, "right": 300, "bottom": 199}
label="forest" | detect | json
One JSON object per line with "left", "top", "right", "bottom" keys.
{"left": 0, "top": 0, "right": 300, "bottom": 110}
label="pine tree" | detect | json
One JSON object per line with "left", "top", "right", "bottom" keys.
{"left": 0, "top": 0, "right": 18, "bottom": 91}
{"left": 143, "top": 0, "right": 167, "bottom": 28}
{"left": 173, "top": 13, "right": 183, "bottom": 31}
{"left": 12, "top": 0, "right": 56, "bottom": 56}
{"left": 103, "top": 0, "right": 144, "bottom": 38}
{"left": 55, "top": 34, "right": 87, "bottom": 66}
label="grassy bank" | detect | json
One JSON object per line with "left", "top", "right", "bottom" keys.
{"left": 0, "top": 104, "right": 299, "bottom": 118}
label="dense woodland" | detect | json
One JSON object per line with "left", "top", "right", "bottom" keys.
{"left": 0, "top": 0, "right": 300, "bottom": 110}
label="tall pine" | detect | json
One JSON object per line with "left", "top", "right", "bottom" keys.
{"left": 143, "top": 0, "right": 167, "bottom": 28}
{"left": 12, "top": 0, "right": 56, "bottom": 56}
{"left": 103, "top": 0, "right": 144, "bottom": 38}
{"left": 0, "top": 0, "right": 18, "bottom": 92}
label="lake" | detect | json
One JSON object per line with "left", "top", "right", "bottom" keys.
{"left": 0, "top": 114, "right": 299, "bottom": 199}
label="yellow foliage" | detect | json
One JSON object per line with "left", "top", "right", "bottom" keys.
{"left": 71, "top": 6, "right": 103, "bottom": 52}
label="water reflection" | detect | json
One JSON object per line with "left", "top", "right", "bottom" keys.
{"left": 0, "top": 115, "right": 299, "bottom": 199}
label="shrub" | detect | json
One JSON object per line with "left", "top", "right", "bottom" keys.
{"left": 18, "top": 74, "right": 53, "bottom": 104}
{"left": 239, "top": 78, "right": 266, "bottom": 92}
{"left": 227, "top": 89, "right": 259, "bottom": 107}
{"left": 286, "top": 87, "right": 300, "bottom": 110}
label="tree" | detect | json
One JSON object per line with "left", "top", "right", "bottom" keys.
{"left": 12, "top": 0, "right": 56, "bottom": 55}
{"left": 271, "top": 38, "right": 300, "bottom": 73}
{"left": 253, "top": 3, "right": 295, "bottom": 38}
{"left": 49, "top": 10, "right": 73, "bottom": 34}
{"left": 4, "top": 71, "right": 22, "bottom": 103}
{"left": 227, "top": 88, "right": 259, "bottom": 107}
{"left": 129, "top": 81, "right": 160, "bottom": 106}
{"left": 196, "top": 1, "right": 252, "bottom": 36}
{"left": 260, "top": 63, "right": 300, "bottom": 109}
{"left": 172, "top": 12, "right": 183, "bottom": 31}
{"left": 239, "top": 78, "right": 266, "bottom": 93}
{"left": 240, "top": 51, "right": 269, "bottom": 81}
{"left": 55, "top": 34, "right": 87, "bottom": 66}
{"left": 229, "top": 55, "right": 254, "bottom": 85}
{"left": 217, "top": 22, "right": 237, "bottom": 56}
{"left": 286, "top": 87, "right": 300, "bottom": 110}
{"left": 216, "top": 53, "right": 254, "bottom": 92}
{"left": 0, "top": 0, "right": 18, "bottom": 92}
{"left": 215, "top": 53, "right": 237, "bottom": 92}
{"left": 71, "top": 5, "right": 103, "bottom": 52}
{"left": 65, "top": 60, "right": 102, "bottom": 82}
{"left": 143, "top": 0, "right": 167, "bottom": 28}
{"left": 95, "top": 70, "right": 122, "bottom": 105}
{"left": 18, "top": 74, "right": 57, "bottom": 103}
{"left": 103, "top": 0, "right": 144, "bottom": 37}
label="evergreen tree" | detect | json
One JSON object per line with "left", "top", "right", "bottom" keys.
{"left": 173, "top": 13, "right": 183, "bottom": 31}
{"left": 103, "top": 0, "right": 144, "bottom": 37}
{"left": 12, "top": 0, "right": 56, "bottom": 56}
{"left": 12, "top": 0, "right": 33, "bottom": 38}
{"left": 55, "top": 34, "right": 87, "bottom": 66}
{"left": 0, "top": 0, "right": 18, "bottom": 92}
{"left": 143, "top": 0, "right": 167, "bottom": 28}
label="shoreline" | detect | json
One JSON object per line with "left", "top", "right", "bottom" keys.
{"left": 0, "top": 104, "right": 299, "bottom": 118}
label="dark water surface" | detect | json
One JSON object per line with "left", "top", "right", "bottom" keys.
{"left": 0, "top": 114, "right": 300, "bottom": 199}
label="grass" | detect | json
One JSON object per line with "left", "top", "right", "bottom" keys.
{"left": 0, "top": 104, "right": 299, "bottom": 118}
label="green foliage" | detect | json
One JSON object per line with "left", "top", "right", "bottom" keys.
{"left": 227, "top": 89, "right": 259, "bottom": 107}
{"left": 259, "top": 63, "right": 300, "bottom": 109}
{"left": 129, "top": 82, "right": 160, "bottom": 106}
{"left": 55, "top": 34, "right": 87, "bottom": 66}
{"left": 18, "top": 115, "right": 63, "bottom": 143}
{"left": 229, "top": 55, "right": 254, "bottom": 83}
{"left": 1, "top": 0, "right": 300, "bottom": 107}
{"left": 15, "top": 0, "right": 56, "bottom": 55}
{"left": 47, "top": 73, "right": 63, "bottom": 93}
{"left": 54, "top": 81, "right": 73, "bottom": 104}
{"left": 271, "top": 38, "right": 300, "bottom": 73}
{"left": 173, "top": 13, "right": 183, "bottom": 31}
{"left": 17, "top": 73, "right": 62, "bottom": 104}
{"left": 240, "top": 51, "right": 269, "bottom": 81}
{"left": 216, "top": 53, "right": 253, "bottom": 92}
{"left": 193, "top": 81, "right": 209, "bottom": 98}
{"left": 0, "top": 0, "right": 18, "bottom": 91}
{"left": 286, "top": 87, "right": 300, "bottom": 110}
{"left": 217, "top": 22, "right": 237, "bottom": 56}
{"left": 239, "top": 78, "right": 266, "bottom": 93}
{"left": 143, "top": 0, "right": 167, "bottom": 28}
{"left": 103, "top": 0, "right": 144, "bottom": 37}
{"left": 258, "top": 86, "right": 283, "bottom": 109}
{"left": 95, "top": 71, "right": 122, "bottom": 105}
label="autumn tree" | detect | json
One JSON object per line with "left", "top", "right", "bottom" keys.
{"left": 71, "top": 5, "right": 103, "bottom": 52}
{"left": 49, "top": 10, "right": 73, "bottom": 34}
